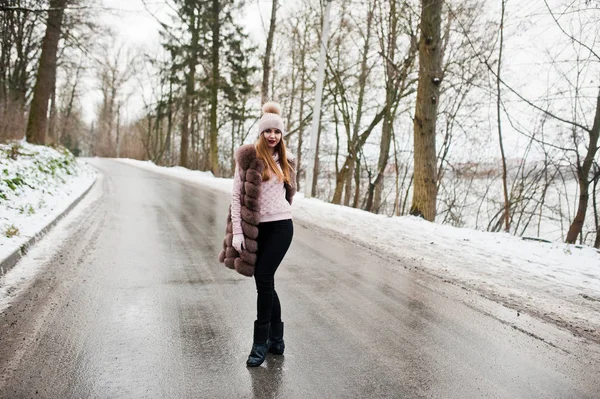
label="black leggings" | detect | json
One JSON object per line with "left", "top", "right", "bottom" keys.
{"left": 254, "top": 219, "right": 293, "bottom": 326}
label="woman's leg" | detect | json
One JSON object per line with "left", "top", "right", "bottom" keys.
{"left": 268, "top": 289, "right": 285, "bottom": 355}
{"left": 247, "top": 220, "right": 293, "bottom": 366}
{"left": 254, "top": 219, "right": 293, "bottom": 325}
{"left": 271, "top": 290, "right": 281, "bottom": 323}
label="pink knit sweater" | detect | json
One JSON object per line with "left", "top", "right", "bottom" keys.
{"left": 231, "top": 153, "right": 292, "bottom": 235}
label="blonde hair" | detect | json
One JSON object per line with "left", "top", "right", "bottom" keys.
{"left": 255, "top": 133, "right": 292, "bottom": 185}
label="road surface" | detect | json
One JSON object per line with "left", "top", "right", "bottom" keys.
{"left": 0, "top": 158, "right": 598, "bottom": 398}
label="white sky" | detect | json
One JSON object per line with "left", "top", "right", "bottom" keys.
{"left": 79, "top": 0, "right": 272, "bottom": 124}
{"left": 98, "top": 0, "right": 271, "bottom": 46}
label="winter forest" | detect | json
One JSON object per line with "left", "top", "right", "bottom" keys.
{"left": 1, "top": 0, "right": 599, "bottom": 247}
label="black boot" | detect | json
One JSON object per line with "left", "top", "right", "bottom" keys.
{"left": 246, "top": 321, "right": 270, "bottom": 367}
{"left": 268, "top": 321, "right": 285, "bottom": 355}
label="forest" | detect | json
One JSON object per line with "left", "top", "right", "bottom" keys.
{"left": 1, "top": 0, "right": 599, "bottom": 246}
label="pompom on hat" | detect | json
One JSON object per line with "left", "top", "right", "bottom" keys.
{"left": 258, "top": 101, "right": 285, "bottom": 136}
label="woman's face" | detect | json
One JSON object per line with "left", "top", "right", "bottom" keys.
{"left": 262, "top": 128, "right": 282, "bottom": 149}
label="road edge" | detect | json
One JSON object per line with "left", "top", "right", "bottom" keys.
{"left": 0, "top": 169, "right": 98, "bottom": 277}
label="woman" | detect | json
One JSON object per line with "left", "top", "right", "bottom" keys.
{"left": 218, "top": 101, "right": 296, "bottom": 367}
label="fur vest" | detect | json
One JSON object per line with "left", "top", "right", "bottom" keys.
{"left": 218, "top": 144, "right": 297, "bottom": 277}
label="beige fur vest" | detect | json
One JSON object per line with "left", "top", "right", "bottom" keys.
{"left": 218, "top": 144, "right": 296, "bottom": 277}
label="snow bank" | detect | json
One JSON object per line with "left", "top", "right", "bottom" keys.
{"left": 0, "top": 140, "right": 96, "bottom": 265}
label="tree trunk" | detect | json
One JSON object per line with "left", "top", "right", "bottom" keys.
{"left": 3, "top": 6, "right": 37, "bottom": 139}
{"left": 296, "top": 98, "right": 305, "bottom": 193}
{"left": 179, "top": 79, "right": 190, "bottom": 167}
{"left": 338, "top": 107, "right": 388, "bottom": 208}
{"left": 116, "top": 103, "right": 121, "bottom": 158}
{"left": 209, "top": 0, "right": 220, "bottom": 176}
{"left": 410, "top": 0, "right": 443, "bottom": 221}
{"left": 567, "top": 179, "right": 589, "bottom": 244}
{"left": 392, "top": 126, "right": 401, "bottom": 215}
{"left": 261, "top": 0, "right": 278, "bottom": 105}
{"left": 565, "top": 90, "right": 600, "bottom": 243}
{"left": 60, "top": 63, "right": 82, "bottom": 145}
{"left": 230, "top": 120, "right": 236, "bottom": 173}
{"left": 107, "top": 86, "right": 116, "bottom": 156}
{"left": 344, "top": 159, "right": 354, "bottom": 206}
{"left": 295, "top": 25, "right": 309, "bottom": 193}
{"left": 26, "top": 0, "right": 67, "bottom": 145}
{"left": 158, "top": 70, "right": 174, "bottom": 165}
{"left": 285, "top": 40, "right": 297, "bottom": 145}
{"left": 368, "top": 0, "right": 397, "bottom": 213}
{"left": 332, "top": 157, "right": 352, "bottom": 204}
{"left": 311, "top": 120, "right": 322, "bottom": 196}
{"left": 497, "top": 0, "right": 510, "bottom": 232}
{"left": 179, "top": 11, "right": 198, "bottom": 168}
{"left": 353, "top": 157, "right": 361, "bottom": 208}
{"left": 593, "top": 166, "right": 600, "bottom": 249}
{"left": 332, "top": 1, "right": 373, "bottom": 206}
{"left": 47, "top": 78, "right": 57, "bottom": 145}
{"left": 371, "top": 95, "right": 395, "bottom": 212}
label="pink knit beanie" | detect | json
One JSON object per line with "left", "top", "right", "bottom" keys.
{"left": 258, "top": 101, "right": 285, "bottom": 136}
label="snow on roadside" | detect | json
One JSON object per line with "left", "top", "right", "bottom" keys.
{"left": 117, "top": 158, "right": 600, "bottom": 342}
{"left": 0, "top": 140, "right": 96, "bottom": 263}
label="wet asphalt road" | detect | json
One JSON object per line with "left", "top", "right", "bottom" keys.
{"left": 0, "top": 158, "right": 599, "bottom": 399}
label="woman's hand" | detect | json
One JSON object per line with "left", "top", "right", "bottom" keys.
{"left": 232, "top": 233, "right": 245, "bottom": 253}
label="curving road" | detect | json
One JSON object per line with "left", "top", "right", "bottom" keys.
{"left": 0, "top": 158, "right": 598, "bottom": 399}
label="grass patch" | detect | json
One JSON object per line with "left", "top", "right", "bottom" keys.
{"left": 4, "top": 224, "right": 19, "bottom": 238}
{"left": 18, "top": 204, "right": 35, "bottom": 215}
{"left": 4, "top": 175, "right": 25, "bottom": 190}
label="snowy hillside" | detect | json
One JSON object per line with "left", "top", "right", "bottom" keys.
{"left": 0, "top": 141, "right": 96, "bottom": 263}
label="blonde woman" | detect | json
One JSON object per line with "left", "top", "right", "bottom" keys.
{"left": 219, "top": 101, "right": 296, "bottom": 367}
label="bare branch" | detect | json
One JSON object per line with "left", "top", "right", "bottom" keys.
{"left": 445, "top": 0, "right": 591, "bottom": 134}
{"left": 141, "top": 0, "right": 184, "bottom": 46}
{"left": 543, "top": 0, "right": 600, "bottom": 62}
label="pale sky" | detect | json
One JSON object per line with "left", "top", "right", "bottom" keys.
{"left": 81, "top": 0, "right": 272, "bottom": 123}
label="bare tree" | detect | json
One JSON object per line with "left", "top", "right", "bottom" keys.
{"left": 540, "top": 0, "right": 600, "bottom": 243}
{"left": 329, "top": 0, "right": 376, "bottom": 205}
{"left": 208, "top": 0, "right": 221, "bottom": 176}
{"left": 261, "top": 0, "right": 278, "bottom": 104}
{"left": 95, "top": 39, "right": 136, "bottom": 157}
{"left": 410, "top": 0, "right": 443, "bottom": 221}
{"left": 496, "top": 0, "right": 510, "bottom": 232}
{"left": 56, "top": 60, "right": 83, "bottom": 152}
{"left": 592, "top": 163, "right": 600, "bottom": 248}
{"left": 365, "top": 0, "right": 400, "bottom": 213}
{"left": 179, "top": 5, "right": 200, "bottom": 169}
{"left": 0, "top": 2, "right": 43, "bottom": 142}
{"left": 566, "top": 90, "right": 600, "bottom": 243}
{"left": 26, "top": 0, "right": 69, "bottom": 145}
{"left": 281, "top": 7, "right": 316, "bottom": 193}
